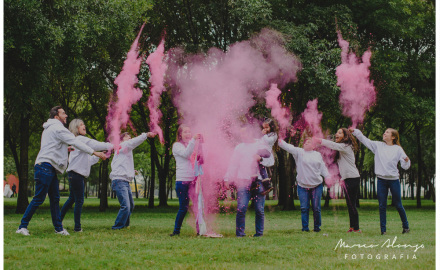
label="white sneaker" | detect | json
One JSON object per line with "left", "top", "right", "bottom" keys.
{"left": 16, "top": 228, "right": 30, "bottom": 236}
{"left": 55, "top": 229, "right": 70, "bottom": 236}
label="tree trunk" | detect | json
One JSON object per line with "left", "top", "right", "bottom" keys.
{"left": 148, "top": 147, "right": 156, "bottom": 208}
{"left": 283, "top": 154, "right": 295, "bottom": 210}
{"left": 99, "top": 159, "right": 109, "bottom": 212}
{"left": 16, "top": 113, "right": 30, "bottom": 214}
{"left": 134, "top": 175, "right": 138, "bottom": 199}
{"left": 276, "top": 151, "right": 286, "bottom": 207}
{"left": 415, "top": 123, "right": 422, "bottom": 208}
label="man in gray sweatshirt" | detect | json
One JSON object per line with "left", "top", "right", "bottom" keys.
{"left": 16, "top": 106, "right": 107, "bottom": 236}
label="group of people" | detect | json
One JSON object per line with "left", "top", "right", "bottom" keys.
{"left": 15, "top": 106, "right": 411, "bottom": 237}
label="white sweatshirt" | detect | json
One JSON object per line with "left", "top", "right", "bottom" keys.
{"left": 279, "top": 140, "right": 329, "bottom": 188}
{"left": 321, "top": 139, "right": 360, "bottom": 180}
{"left": 35, "top": 119, "right": 95, "bottom": 174}
{"left": 224, "top": 141, "right": 262, "bottom": 188}
{"left": 172, "top": 139, "right": 196, "bottom": 182}
{"left": 353, "top": 129, "right": 410, "bottom": 180}
{"left": 67, "top": 136, "right": 113, "bottom": 178}
{"left": 258, "top": 133, "right": 277, "bottom": 168}
{"left": 109, "top": 133, "right": 148, "bottom": 182}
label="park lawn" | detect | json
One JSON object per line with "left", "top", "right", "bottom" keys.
{"left": 3, "top": 198, "right": 435, "bottom": 269}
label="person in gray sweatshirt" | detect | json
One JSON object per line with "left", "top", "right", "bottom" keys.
{"left": 16, "top": 106, "right": 107, "bottom": 236}
{"left": 279, "top": 137, "right": 329, "bottom": 232}
{"left": 110, "top": 131, "right": 155, "bottom": 230}
{"left": 60, "top": 119, "right": 114, "bottom": 232}
{"left": 315, "top": 128, "right": 361, "bottom": 233}
{"left": 351, "top": 128, "right": 410, "bottom": 235}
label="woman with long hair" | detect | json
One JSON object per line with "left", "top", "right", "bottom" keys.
{"left": 351, "top": 128, "right": 410, "bottom": 235}
{"left": 315, "top": 128, "right": 361, "bottom": 233}
{"left": 170, "top": 125, "right": 201, "bottom": 236}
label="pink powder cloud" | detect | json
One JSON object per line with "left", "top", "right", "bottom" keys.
{"left": 106, "top": 24, "right": 145, "bottom": 152}
{"left": 265, "top": 83, "right": 292, "bottom": 139}
{"left": 336, "top": 30, "right": 376, "bottom": 128}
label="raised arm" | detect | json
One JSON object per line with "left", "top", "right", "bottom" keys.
{"left": 351, "top": 129, "right": 379, "bottom": 153}
{"left": 321, "top": 139, "right": 349, "bottom": 153}
{"left": 278, "top": 139, "right": 301, "bottom": 159}
{"left": 123, "top": 132, "right": 155, "bottom": 151}
{"left": 57, "top": 128, "right": 94, "bottom": 155}
{"left": 82, "top": 137, "right": 113, "bottom": 152}
{"left": 172, "top": 139, "right": 196, "bottom": 159}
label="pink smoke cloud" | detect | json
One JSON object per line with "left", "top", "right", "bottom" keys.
{"left": 265, "top": 83, "right": 292, "bottom": 139}
{"left": 302, "top": 99, "right": 339, "bottom": 189}
{"left": 106, "top": 24, "right": 145, "bottom": 152}
{"left": 336, "top": 30, "right": 376, "bottom": 128}
{"left": 146, "top": 37, "right": 167, "bottom": 144}
{"left": 167, "top": 29, "right": 301, "bottom": 233}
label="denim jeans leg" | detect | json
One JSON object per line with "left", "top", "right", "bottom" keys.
{"left": 376, "top": 178, "right": 388, "bottom": 233}
{"left": 236, "top": 186, "right": 251, "bottom": 236}
{"left": 311, "top": 184, "right": 323, "bottom": 231}
{"left": 71, "top": 172, "right": 85, "bottom": 230}
{"left": 253, "top": 181, "right": 266, "bottom": 236}
{"left": 60, "top": 177, "right": 75, "bottom": 222}
{"left": 125, "top": 186, "right": 135, "bottom": 227}
{"left": 173, "top": 181, "right": 190, "bottom": 234}
{"left": 48, "top": 174, "right": 63, "bottom": 232}
{"left": 19, "top": 164, "right": 54, "bottom": 229}
{"left": 297, "top": 186, "right": 310, "bottom": 231}
{"left": 389, "top": 179, "right": 409, "bottom": 229}
{"left": 112, "top": 180, "right": 131, "bottom": 230}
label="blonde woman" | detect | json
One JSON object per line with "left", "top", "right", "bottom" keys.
{"left": 351, "top": 128, "right": 410, "bottom": 235}
{"left": 60, "top": 119, "right": 113, "bottom": 232}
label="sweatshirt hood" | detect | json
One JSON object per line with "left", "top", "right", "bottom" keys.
{"left": 43, "top": 118, "right": 63, "bottom": 129}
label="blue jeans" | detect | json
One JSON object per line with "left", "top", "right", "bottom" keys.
{"left": 173, "top": 181, "right": 196, "bottom": 234}
{"left": 236, "top": 180, "right": 265, "bottom": 237}
{"left": 376, "top": 178, "right": 409, "bottom": 232}
{"left": 297, "top": 184, "right": 323, "bottom": 231}
{"left": 112, "top": 180, "right": 134, "bottom": 230}
{"left": 19, "top": 163, "right": 63, "bottom": 232}
{"left": 60, "top": 171, "right": 85, "bottom": 231}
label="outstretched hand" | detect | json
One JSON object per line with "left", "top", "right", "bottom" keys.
{"left": 68, "top": 146, "right": 75, "bottom": 152}
{"left": 93, "top": 151, "right": 107, "bottom": 160}
{"left": 146, "top": 132, "right": 156, "bottom": 138}
{"left": 404, "top": 157, "right": 410, "bottom": 162}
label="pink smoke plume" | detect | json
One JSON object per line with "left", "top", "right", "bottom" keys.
{"left": 167, "top": 28, "right": 301, "bottom": 233}
{"left": 146, "top": 37, "right": 167, "bottom": 144}
{"left": 106, "top": 24, "right": 145, "bottom": 152}
{"left": 302, "top": 99, "right": 339, "bottom": 190}
{"left": 265, "top": 83, "right": 292, "bottom": 139}
{"left": 336, "top": 30, "right": 376, "bottom": 128}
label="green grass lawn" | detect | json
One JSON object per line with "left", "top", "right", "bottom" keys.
{"left": 4, "top": 198, "right": 435, "bottom": 269}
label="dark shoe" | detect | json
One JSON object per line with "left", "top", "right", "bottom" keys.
{"left": 313, "top": 228, "right": 321, "bottom": 232}
{"left": 169, "top": 232, "right": 180, "bottom": 237}
{"left": 302, "top": 229, "right": 310, "bottom": 232}
{"left": 402, "top": 228, "right": 410, "bottom": 234}
{"left": 381, "top": 231, "right": 387, "bottom": 235}
{"left": 253, "top": 234, "right": 263, "bottom": 237}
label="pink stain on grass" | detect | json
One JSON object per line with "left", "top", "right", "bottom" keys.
{"left": 146, "top": 37, "right": 167, "bottom": 144}
{"left": 265, "top": 83, "right": 292, "bottom": 139}
{"left": 336, "top": 30, "right": 376, "bottom": 129}
{"left": 106, "top": 24, "right": 145, "bottom": 152}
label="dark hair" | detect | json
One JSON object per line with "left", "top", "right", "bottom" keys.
{"left": 49, "top": 106, "right": 63, "bottom": 119}
{"left": 120, "top": 132, "right": 130, "bottom": 141}
{"left": 263, "top": 118, "right": 279, "bottom": 151}
{"left": 175, "top": 124, "right": 189, "bottom": 143}
{"left": 335, "top": 128, "right": 359, "bottom": 161}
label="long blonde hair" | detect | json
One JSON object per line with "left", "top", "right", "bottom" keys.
{"left": 68, "top": 119, "right": 84, "bottom": 137}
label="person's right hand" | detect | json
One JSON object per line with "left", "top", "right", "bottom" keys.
{"left": 68, "top": 146, "right": 75, "bottom": 152}
{"left": 193, "top": 134, "right": 201, "bottom": 140}
{"left": 93, "top": 151, "right": 107, "bottom": 160}
{"left": 348, "top": 128, "right": 354, "bottom": 133}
